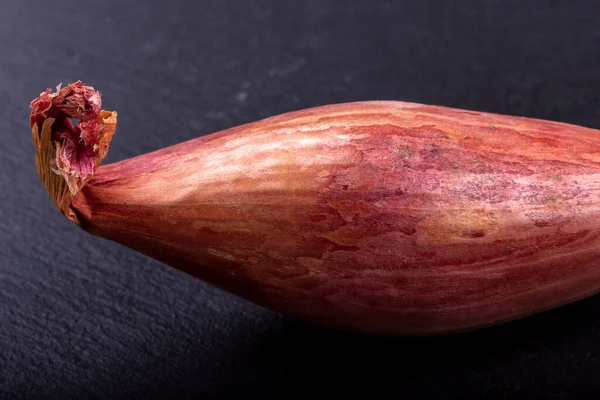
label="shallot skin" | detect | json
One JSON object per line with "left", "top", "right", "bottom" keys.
{"left": 69, "top": 101, "right": 600, "bottom": 336}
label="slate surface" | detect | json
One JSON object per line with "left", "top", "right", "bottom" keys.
{"left": 2, "top": 1, "right": 600, "bottom": 399}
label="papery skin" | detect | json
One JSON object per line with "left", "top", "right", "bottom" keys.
{"left": 30, "top": 82, "right": 116, "bottom": 221}
{"left": 32, "top": 85, "right": 600, "bottom": 336}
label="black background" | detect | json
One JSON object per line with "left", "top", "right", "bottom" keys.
{"left": 2, "top": 1, "right": 600, "bottom": 399}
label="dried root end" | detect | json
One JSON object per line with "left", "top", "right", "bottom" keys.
{"left": 30, "top": 81, "right": 117, "bottom": 224}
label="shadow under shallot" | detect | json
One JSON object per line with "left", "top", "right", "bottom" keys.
{"left": 127, "top": 292, "right": 600, "bottom": 400}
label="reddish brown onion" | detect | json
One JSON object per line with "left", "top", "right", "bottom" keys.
{"left": 30, "top": 81, "right": 600, "bottom": 336}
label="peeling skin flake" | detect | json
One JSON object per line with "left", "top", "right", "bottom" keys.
{"left": 29, "top": 81, "right": 117, "bottom": 222}
{"left": 30, "top": 81, "right": 113, "bottom": 182}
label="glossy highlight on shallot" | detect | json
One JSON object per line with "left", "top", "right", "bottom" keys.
{"left": 29, "top": 81, "right": 600, "bottom": 336}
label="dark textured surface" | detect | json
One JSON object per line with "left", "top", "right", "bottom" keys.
{"left": 3, "top": 0, "right": 600, "bottom": 399}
